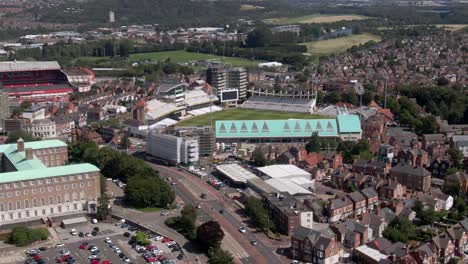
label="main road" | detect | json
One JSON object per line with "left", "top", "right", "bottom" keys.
{"left": 148, "top": 163, "right": 287, "bottom": 264}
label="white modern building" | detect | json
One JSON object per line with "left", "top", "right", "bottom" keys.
{"left": 146, "top": 130, "right": 199, "bottom": 164}
{"left": 25, "top": 118, "right": 57, "bottom": 139}
{"left": 22, "top": 106, "right": 46, "bottom": 122}
{"left": 257, "top": 165, "right": 315, "bottom": 195}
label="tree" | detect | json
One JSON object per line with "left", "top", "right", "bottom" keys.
{"left": 6, "top": 131, "right": 41, "bottom": 143}
{"left": 244, "top": 197, "right": 273, "bottom": 232}
{"left": 443, "top": 183, "right": 460, "bottom": 197}
{"left": 329, "top": 91, "right": 342, "bottom": 104}
{"left": 383, "top": 216, "right": 416, "bottom": 243}
{"left": 305, "top": 132, "right": 321, "bottom": 153}
{"left": 135, "top": 231, "right": 150, "bottom": 246}
{"left": 96, "top": 193, "right": 111, "bottom": 221}
{"left": 7, "top": 227, "right": 49, "bottom": 247}
{"left": 447, "top": 148, "right": 463, "bottom": 169}
{"left": 124, "top": 174, "right": 175, "bottom": 208}
{"left": 245, "top": 27, "right": 272, "bottom": 48}
{"left": 119, "top": 134, "right": 131, "bottom": 149}
{"left": 119, "top": 40, "right": 132, "bottom": 57}
{"left": 197, "top": 221, "right": 225, "bottom": 250}
{"left": 208, "top": 248, "right": 234, "bottom": 264}
{"left": 252, "top": 148, "right": 266, "bottom": 167}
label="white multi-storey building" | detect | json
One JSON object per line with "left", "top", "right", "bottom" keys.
{"left": 146, "top": 131, "right": 199, "bottom": 164}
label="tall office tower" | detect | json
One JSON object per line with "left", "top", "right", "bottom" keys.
{"left": 206, "top": 66, "right": 226, "bottom": 91}
{"left": 109, "top": 11, "right": 115, "bottom": 23}
{"left": 227, "top": 67, "right": 247, "bottom": 101}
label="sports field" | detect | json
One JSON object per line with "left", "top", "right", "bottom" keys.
{"left": 240, "top": 4, "right": 265, "bottom": 11}
{"left": 177, "top": 108, "right": 327, "bottom": 126}
{"left": 302, "top": 33, "right": 381, "bottom": 56}
{"left": 263, "top": 14, "right": 370, "bottom": 25}
{"left": 129, "top": 51, "right": 261, "bottom": 67}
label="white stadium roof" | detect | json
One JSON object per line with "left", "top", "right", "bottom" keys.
{"left": 0, "top": 61, "right": 61, "bottom": 72}
{"left": 145, "top": 99, "right": 182, "bottom": 120}
{"left": 257, "top": 165, "right": 310, "bottom": 179}
{"left": 216, "top": 164, "right": 256, "bottom": 184}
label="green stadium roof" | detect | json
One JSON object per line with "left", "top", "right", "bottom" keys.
{"left": 337, "top": 115, "right": 362, "bottom": 133}
{"left": 215, "top": 115, "right": 361, "bottom": 139}
{"left": 216, "top": 119, "right": 339, "bottom": 138}
{"left": 0, "top": 163, "right": 100, "bottom": 184}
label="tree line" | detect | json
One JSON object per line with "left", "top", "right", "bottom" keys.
{"left": 69, "top": 141, "right": 175, "bottom": 209}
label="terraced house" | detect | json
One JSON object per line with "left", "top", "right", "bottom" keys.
{"left": 0, "top": 139, "right": 100, "bottom": 225}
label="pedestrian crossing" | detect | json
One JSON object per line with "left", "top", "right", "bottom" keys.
{"left": 222, "top": 229, "right": 250, "bottom": 259}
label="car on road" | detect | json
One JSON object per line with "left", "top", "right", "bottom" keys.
{"left": 250, "top": 240, "right": 258, "bottom": 245}
{"left": 160, "top": 212, "right": 169, "bottom": 216}
{"left": 239, "top": 227, "right": 246, "bottom": 233}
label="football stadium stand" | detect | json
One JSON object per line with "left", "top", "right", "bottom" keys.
{"left": 240, "top": 95, "right": 316, "bottom": 113}
{"left": 0, "top": 61, "right": 95, "bottom": 102}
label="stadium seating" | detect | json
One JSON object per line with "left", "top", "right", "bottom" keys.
{"left": 240, "top": 95, "right": 316, "bottom": 113}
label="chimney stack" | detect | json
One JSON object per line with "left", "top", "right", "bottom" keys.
{"left": 25, "top": 148, "right": 33, "bottom": 160}
{"left": 17, "top": 138, "right": 24, "bottom": 152}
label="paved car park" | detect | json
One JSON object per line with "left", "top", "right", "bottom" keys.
{"left": 21, "top": 220, "right": 183, "bottom": 264}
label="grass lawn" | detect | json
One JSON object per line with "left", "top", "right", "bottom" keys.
{"left": 177, "top": 108, "right": 327, "bottom": 126}
{"left": 263, "top": 14, "right": 370, "bottom": 25}
{"left": 302, "top": 33, "right": 381, "bottom": 56}
{"left": 129, "top": 51, "right": 261, "bottom": 68}
{"left": 240, "top": 4, "right": 265, "bottom": 11}
{"left": 378, "top": 24, "right": 468, "bottom": 31}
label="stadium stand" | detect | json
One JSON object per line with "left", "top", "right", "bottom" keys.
{"left": 240, "top": 95, "right": 316, "bottom": 113}
{"left": 0, "top": 61, "right": 94, "bottom": 103}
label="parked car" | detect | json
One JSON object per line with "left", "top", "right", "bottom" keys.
{"left": 122, "top": 256, "right": 131, "bottom": 263}
{"left": 78, "top": 232, "right": 84, "bottom": 237}
{"left": 177, "top": 254, "right": 184, "bottom": 260}
{"left": 123, "top": 232, "right": 131, "bottom": 237}
{"left": 92, "top": 250, "right": 100, "bottom": 255}
{"left": 59, "top": 249, "right": 70, "bottom": 255}
{"left": 85, "top": 232, "right": 92, "bottom": 237}
{"left": 70, "top": 229, "right": 77, "bottom": 236}
{"left": 166, "top": 241, "right": 176, "bottom": 247}
{"left": 104, "top": 237, "right": 112, "bottom": 244}
{"left": 154, "top": 236, "right": 164, "bottom": 241}
{"left": 251, "top": 240, "right": 258, "bottom": 245}
{"left": 239, "top": 227, "right": 246, "bottom": 233}
{"left": 114, "top": 247, "right": 122, "bottom": 254}
{"left": 79, "top": 243, "right": 88, "bottom": 249}
{"left": 55, "top": 243, "right": 65, "bottom": 248}
{"left": 38, "top": 247, "right": 47, "bottom": 251}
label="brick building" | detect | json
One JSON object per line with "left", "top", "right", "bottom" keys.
{"left": 0, "top": 139, "right": 100, "bottom": 225}
{"left": 291, "top": 226, "right": 342, "bottom": 264}
{"left": 390, "top": 164, "right": 431, "bottom": 192}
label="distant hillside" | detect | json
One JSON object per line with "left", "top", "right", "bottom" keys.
{"left": 37, "top": 0, "right": 284, "bottom": 26}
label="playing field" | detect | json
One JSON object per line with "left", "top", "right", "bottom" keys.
{"left": 129, "top": 51, "right": 261, "bottom": 67}
{"left": 177, "top": 108, "right": 327, "bottom": 126}
{"left": 263, "top": 14, "right": 370, "bottom": 25}
{"left": 240, "top": 4, "right": 265, "bottom": 11}
{"left": 302, "top": 33, "right": 381, "bottom": 56}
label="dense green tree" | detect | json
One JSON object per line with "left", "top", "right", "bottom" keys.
{"left": 329, "top": 91, "right": 342, "bottom": 104}
{"left": 125, "top": 174, "right": 175, "bottom": 208}
{"left": 135, "top": 231, "right": 150, "bottom": 246}
{"left": 443, "top": 183, "right": 461, "bottom": 197}
{"left": 244, "top": 197, "right": 274, "bottom": 232}
{"left": 305, "top": 132, "right": 321, "bottom": 153}
{"left": 7, "top": 227, "right": 49, "bottom": 247}
{"left": 6, "top": 131, "right": 41, "bottom": 143}
{"left": 208, "top": 248, "right": 234, "bottom": 264}
{"left": 252, "top": 148, "right": 267, "bottom": 167}
{"left": 383, "top": 216, "right": 416, "bottom": 243}
{"left": 197, "top": 221, "right": 225, "bottom": 250}
{"left": 245, "top": 27, "right": 272, "bottom": 48}
{"left": 447, "top": 148, "right": 463, "bottom": 169}
{"left": 119, "top": 134, "right": 131, "bottom": 149}
{"left": 96, "top": 193, "right": 111, "bottom": 221}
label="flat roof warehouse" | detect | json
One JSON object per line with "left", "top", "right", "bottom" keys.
{"left": 215, "top": 164, "right": 256, "bottom": 184}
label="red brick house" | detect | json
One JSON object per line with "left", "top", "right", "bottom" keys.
{"left": 348, "top": 191, "right": 367, "bottom": 217}
{"left": 446, "top": 223, "right": 468, "bottom": 258}
{"left": 379, "top": 179, "right": 407, "bottom": 200}
{"left": 396, "top": 148, "right": 429, "bottom": 167}
{"left": 353, "top": 159, "right": 391, "bottom": 177}
{"left": 298, "top": 149, "right": 324, "bottom": 167}
{"left": 291, "top": 226, "right": 341, "bottom": 264}
{"left": 328, "top": 197, "right": 353, "bottom": 223}
{"left": 431, "top": 232, "right": 456, "bottom": 264}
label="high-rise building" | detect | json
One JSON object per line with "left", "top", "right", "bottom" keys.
{"left": 206, "top": 67, "right": 226, "bottom": 91}
{"left": 227, "top": 67, "right": 247, "bottom": 101}
{"left": 0, "top": 89, "right": 10, "bottom": 132}
{"left": 146, "top": 131, "right": 199, "bottom": 164}
{"left": 109, "top": 11, "right": 115, "bottom": 23}
{"left": 173, "top": 126, "right": 215, "bottom": 157}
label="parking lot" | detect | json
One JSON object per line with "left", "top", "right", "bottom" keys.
{"left": 22, "top": 220, "right": 184, "bottom": 264}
